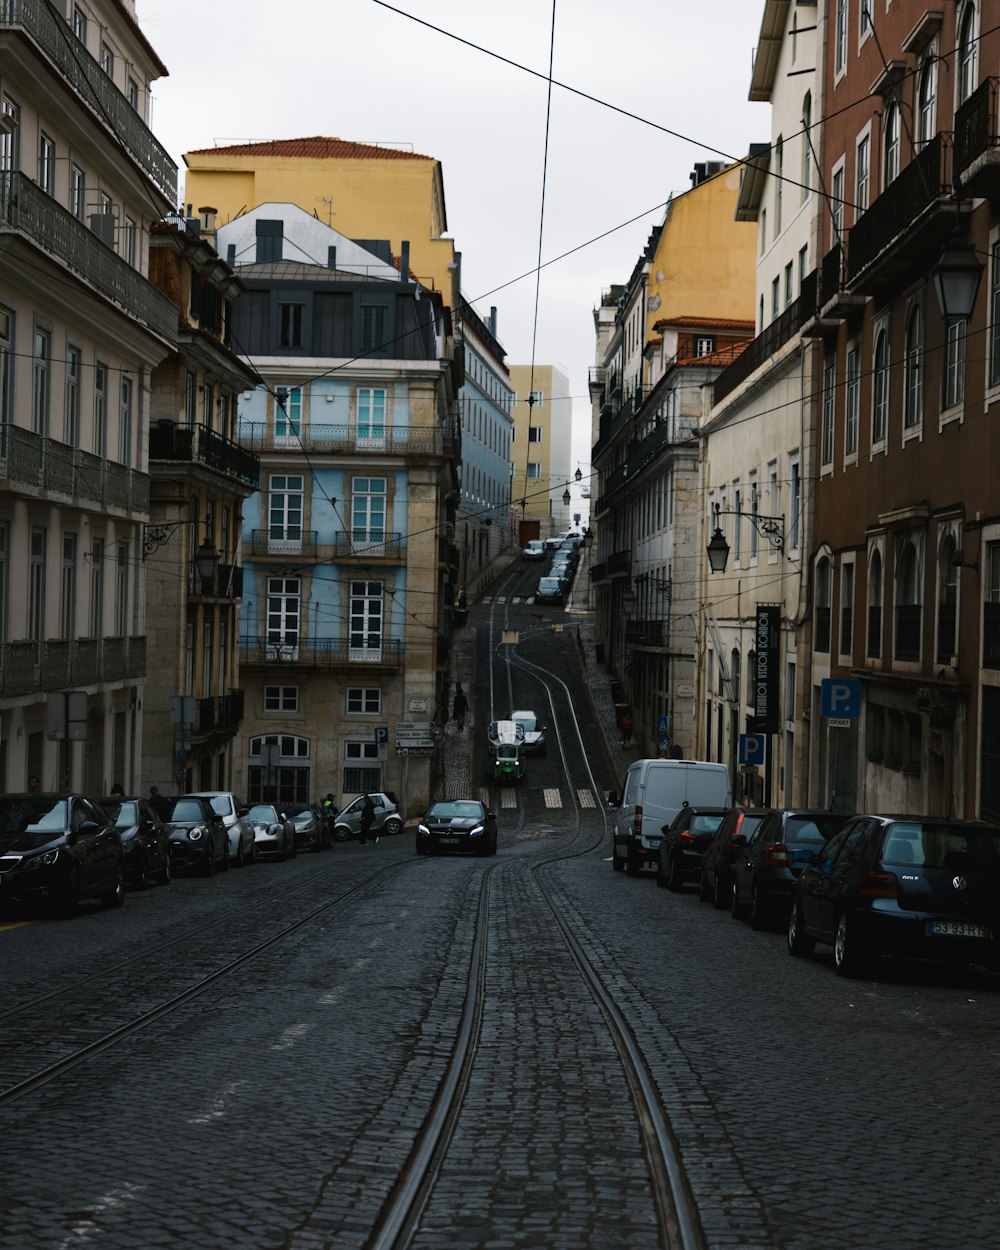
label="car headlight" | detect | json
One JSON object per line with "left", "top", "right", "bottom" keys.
{"left": 17, "top": 848, "right": 61, "bottom": 870}
{"left": 417, "top": 823, "right": 430, "bottom": 836}
{"left": 470, "top": 824, "right": 484, "bottom": 836}
{"left": 188, "top": 827, "right": 204, "bottom": 841}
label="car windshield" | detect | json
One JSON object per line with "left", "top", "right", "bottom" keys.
{"left": 249, "top": 805, "right": 279, "bottom": 823}
{"left": 539, "top": 578, "right": 560, "bottom": 590}
{"left": 786, "top": 815, "right": 850, "bottom": 843}
{"left": 204, "top": 796, "right": 232, "bottom": 817}
{"left": 690, "top": 814, "right": 726, "bottom": 833}
{"left": 0, "top": 797, "right": 69, "bottom": 833}
{"left": 513, "top": 714, "right": 538, "bottom": 731}
{"left": 285, "top": 803, "right": 311, "bottom": 817}
{"left": 157, "top": 798, "right": 207, "bottom": 823}
{"left": 104, "top": 800, "right": 138, "bottom": 827}
{"left": 881, "top": 822, "right": 1000, "bottom": 870}
{"left": 428, "top": 801, "right": 483, "bottom": 820}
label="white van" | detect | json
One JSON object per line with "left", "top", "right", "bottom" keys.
{"left": 610, "top": 758, "right": 732, "bottom": 876}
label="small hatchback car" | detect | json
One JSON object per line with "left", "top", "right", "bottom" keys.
{"left": 332, "top": 793, "right": 403, "bottom": 841}
{"left": 656, "top": 806, "right": 730, "bottom": 890}
{"left": 788, "top": 815, "right": 1000, "bottom": 976}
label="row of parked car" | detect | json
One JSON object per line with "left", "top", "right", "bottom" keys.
{"left": 0, "top": 788, "right": 405, "bottom": 918}
{"left": 523, "top": 530, "right": 584, "bottom": 608}
{"left": 611, "top": 759, "right": 1000, "bottom": 979}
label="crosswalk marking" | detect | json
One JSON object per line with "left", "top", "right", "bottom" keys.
{"left": 578, "top": 789, "right": 597, "bottom": 808}
{"left": 543, "top": 788, "right": 562, "bottom": 808}
{"left": 501, "top": 787, "right": 517, "bottom": 809}
{"left": 478, "top": 786, "right": 490, "bottom": 806}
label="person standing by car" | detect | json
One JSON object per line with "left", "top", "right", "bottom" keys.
{"left": 359, "top": 793, "right": 377, "bottom": 845}
{"left": 452, "top": 682, "right": 469, "bottom": 731}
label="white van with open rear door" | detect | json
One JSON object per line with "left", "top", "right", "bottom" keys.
{"left": 609, "top": 758, "right": 732, "bottom": 876}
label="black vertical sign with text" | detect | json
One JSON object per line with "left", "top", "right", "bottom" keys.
{"left": 754, "top": 604, "right": 781, "bottom": 734}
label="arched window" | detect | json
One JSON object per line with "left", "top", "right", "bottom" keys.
{"left": 959, "top": 2, "right": 978, "bottom": 104}
{"left": 917, "top": 59, "right": 936, "bottom": 149}
{"left": 884, "top": 102, "right": 901, "bottom": 186}
{"left": 894, "top": 539, "right": 923, "bottom": 661}
{"left": 747, "top": 650, "right": 757, "bottom": 706}
{"left": 904, "top": 306, "right": 923, "bottom": 429}
{"left": 816, "top": 557, "right": 833, "bottom": 653}
{"left": 872, "top": 326, "right": 889, "bottom": 444}
{"left": 802, "top": 93, "right": 812, "bottom": 196}
{"left": 868, "top": 550, "right": 883, "bottom": 658}
{"left": 731, "top": 648, "right": 741, "bottom": 706}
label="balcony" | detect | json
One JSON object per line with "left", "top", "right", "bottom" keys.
{"left": 196, "top": 690, "right": 245, "bottom": 736}
{"left": 190, "top": 563, "right": 243, "bottom": 600}
{"left": 249, "top": 530, "right": 319, "bottom": 560}
{"left": 846, "top": 134, "right": 955, "bottom": 296}
{"left": 714, "top": 279, "right": 815, "bottom": 405}
{"left": 0, "top": 636, "right": 145, "bottom": 696}
{"left": 0, "top": 425, "right": 149, "bottom": 514}
{"left": 955, "top": 78, "right": 1000, "bottom": 196}
{"left": 625, "top": 619, "right": 665, "bottom": 647}
{"left": 149, "top": 422, "right": 260, "bottom": 489}
{"left": 238, "top": 636, "right": 404, "bottom": 670}
{"left": 332, "top": 531, "right": 406, "bottom": 562}
{"left": 608, "top": 549, "right": 631, "bottom": 577}
{"left": 0, "top": 0, "right": 177, "bottom": 201}
{"left": 0, "top": 173, "right": 176, "bottom": 340}
{"left": 236, "top": 422, "right": 456, "bottom": 458}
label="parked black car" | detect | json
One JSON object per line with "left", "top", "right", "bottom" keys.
{"left": 152, "top": 795, "right": 229, "bottom": 876}
{"left": 699, "top": 807, "right": 769, "bottom": 908}
{"left": 0, "top": 793, "right": 125, "bottom": 913}
{"left": 535, "top": 576, "right": 565, "bottom": 606}
{"left": 788, "top": 815, "right": 1000, "bottom": 977}
{"left": 732, "top": 809, "right": 856, "bottom": 929}
{"left": 656, "top": 806, "right": 730, "bottom": 890}
{"left": 100, "top": 796, "right": 172, "bottom": 888}
{"left": 416, "top": 799, "right": 498, "bottom": 856}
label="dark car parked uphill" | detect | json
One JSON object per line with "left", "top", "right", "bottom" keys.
{"left": 732, "top": 809, "right": 856, "bottom": 930}
{"left": 788, "top": 816, "right": 1000, "bottom": 977}
{"left": 100, "top": 796, "right": 172, "bottom": 888}
{"left": 153, "top": 795, "right": 229, "bottom": 876}
{"left": 416, "top": 799, "right": 498, "bottom": 856}
{"left": 656, "top": 806, "right": 730, "bottom": 890}
{"left": 0, "top": 793, "right": 125, "bottom": 913}
{"left": 699, "top": 807, "right": 769, "bottom": 908}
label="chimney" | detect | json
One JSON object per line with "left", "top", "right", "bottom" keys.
{"left": 198, "top": 206, "right": 218, "bottom": 246}
{"left": 489, "top": 306, "right": 497, "bottom": 337}
{"left": 327, "top": 246, "right": 337, "bottom": 270}
{"left": 400, "top": 240, "right": 410, "bottom": 281}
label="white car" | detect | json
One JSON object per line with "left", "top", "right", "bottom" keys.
{"left": 186, "top": 791, "right": 256, "bottom": 865}
{"left": 521, "top": 540, "right": 546, "bottom": 560}
{"left": 332, "top": 792, "right": 403, "bottom": 841}
{"left": 511, "top": 710, "right": 547, "bottom": 754}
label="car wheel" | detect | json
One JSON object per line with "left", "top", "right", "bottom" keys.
{"left": 730, "top": 877, "right": 747, "bottom": 920}
{"left": 612, "top": 846, "right": 625, "bottom": 872}
{"left": 233, "top": 840, "right": 245, "bottom": 868}
{"left": 132, "top": 854, "right": 149, "bottom": 890}
{"left": 333, "top": 824, "right": 351, "bottom": 843}
{"left": 713, "top": 870, "right": 731, "bottom": 910}
{"left": 100, "top": 863, "right": 126, "bottom": 909}
{"left": 666, "top": 855, "right": 684, "bottom": 892}
{"left": 749, "top": 882, "right": 770, "bottom": 931}
{"left": 384, "top": 817, "right": 402, "bottom": 836}
{"left": 160, "top": 858, "right": 172, "bottom": 886}
{"left": 489, "top": 834, "right": 498, "bottom": 856}
{"left": 698, "top": 869, "right": 712, "bottom": 902}
{"left": 625, "top": 850, "right": 641, "bottom": 877}
{"left": 787, "top": 901, "right": 815, "bottom": 956}
{"left": 202, "top": 849, "right": 215, "bottom": 877}
{"left": 834, "top": 913, "right": 869, "bottom": 977}
{"left": 290, "top": 834, "right": 298, "bottom": 858}
{"left": 59, "top": 868, "right": 82, "bottom": 915}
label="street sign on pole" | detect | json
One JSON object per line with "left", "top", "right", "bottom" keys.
{"left": 821, "top": 678, "right": 861, "bottom": 719}
{"left": 739, "top": 734, "right": 767, "bottom": 766}
{"left": 657, "top": 715, "right": 669, "bottom": 737}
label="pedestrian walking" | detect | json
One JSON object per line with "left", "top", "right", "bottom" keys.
{"left": 452, "top": 682, "right": 469, "bottom": 731}
{"left": 359, "top": 792, "right": 377, "bottom": 844}
{"left": 322, "top": 792, "right": 338, "bottom": 817}
{"left": 111, "top": 781, "right": 125, "bottom": 796}
{"left": 28, "top": 774, "right": 40, "bottom": 793}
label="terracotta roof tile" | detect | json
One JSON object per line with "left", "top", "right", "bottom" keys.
{"left": 185, "top": 136, "right": 436, "bottom": 162}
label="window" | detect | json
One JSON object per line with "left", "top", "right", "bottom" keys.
{"left": 904, "top": 306, "right": 923, "bottom": 429}
{"left": 835, "top": 0, "right": 848, "bottom": 76}
{"left": 789, "top": 458, "right": 801, "bottom": 549}
{"left": 894, "top": 539, "right": 922, "bottom": 661}
{"left": 759, "top": 209, "right": 767, "bottom": 256}
{"left": 867, "top": 549, "right": 883, "bottom": 658}
{"left": 94, "top": 361, "right": 107, "bottom": 456}
{"left": 357, "top": 387, "right": 386, "bottom": 447}
{"left": 798, "top": 245, "right": 809, "bottom": 289}
{"left": 73, "top": 5, "right": 87, "bottom": 41}
{"left": 32, "top": 327, "right": 50, "bottom": 435}
{"left": 268, "top": 475, "right": 303, "bottom": 544}
{"left": 937, "top": 536, "right": 958, "bottom": 663}
{"left": 59, "top": 534, "right": 77, "bottom": 639}
{"left": 115, "top": 541, "right": 128, "bottom": 636}
{"left": 855, "top": 134, "right": 870, "bottom": 216}
{"left": 528, "top": 426, "right": 542, "bottom": 443}
{"left": 266, "top": 578, "right": 300, "bottom": 657}
{"left": 184, "top": 371, "right": 196, "bottom": 424}
{"left": 65, "top": 345, "right": 81, "bottom": 446}
{"left": 872, "top": 326, "right": 889, "bottom": 444}
{"left": 992, "top": 241, "right": 1000, "bottom": 388}
{"left": 279, "top": 302, "right": 304, "bottom": 349}
{"left": 70, "top": 164, "right": 85, "bottom": 220}
{"left": 0, "top": 521, "right": 7, "bottom": 642}
{"left": 118, "top": 374, "right": 132, "bottom": 464}
{"left": 958, "top": 2, "right": 978, "bottom": 104}
{"left": 528, "top": 390, "right": 544, "bottom": 408}
{"left": 0, "top": 307, "right": 12, "bottom": 425}
{"left": 351, "top": 476, "right": 387, "bottom": 548}
{"left": 772, "top": 277, "right": 780, "bottom": 321}
{"left": 822, "top": 360, "right": 835, "bottom": 466}
{"left": 122, "top": 216, "right": 136, "bottom": 266}
{"left": 943, "top": 320, "right": 965, "bottom": 410}
{"left": 343, "top": 742, "right": 380, "bottom": 795}
{"left": 38, "top": 133, "right": 54, "bottom": 196}
{"left": 774, "top": 136, "right": 784, "bottom": 235}
{"left": 0, "top": 97, "right": 20, "bottom": 174}
{"left": 28, "top": 529, "right": 45, "bottom": 641}
{"left": 815, "top": 557, "right": 832, "bottom": 653}
{"left": 695, "top": 336, "right": 715, "bottom": 356}
{"left": 801, "top": 93, "right": 812, "bottom": 197}
{"left": 526, "top": 462, "right": 541, "bottom": 479}
{"left": 255, "top": 219, "right": 283, "bottom": 263}
{"left": 89, "top": 538, "right": 104, "bottom": 637}
{"left": 127, "top": 78, "right": 139, "bottom": 111}
{"left": 349, "top": 581, "right": 384, "bottom": 658}
{"left": 346, "top": 687, "right": 382, "bottom": 714}
{"left": 265, "top": 685, "right": 299, "bottom": 712}
{"left": 100, "top": 42, "right": 113, "bottom": 77}
{"left": 840, "top": 562, "right": 855, "bottom": 656}
{"left": 361, "top": 304, "right": 385, "bottom": 352}
{"left": 845, "top": 345, "right": 859, "bottom": 456}
{"left": 831, "top": 164, "right": 844, "bottom": 248}
{"left": 884, "top": 103, "right": 900, "bottom": 186}
{"left": 202, "top": 616, "right": 213, "bottom": 698}
{"left": 917, "top": 59, "right": 937, "bottom": 150}
{"left": 784, "top": 262, "right": 794, "bottom": 307}
{"left": 275, "top": 385, "right": 301, "bottom": 443}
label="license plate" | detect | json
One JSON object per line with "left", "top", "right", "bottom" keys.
{"left": 927, "top": 920, "right": 989, "bottom": 939}
{"left": 438, "top": 836, "right": 461, "bottom": 845}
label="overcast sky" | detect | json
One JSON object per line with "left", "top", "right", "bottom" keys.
{"left": 140, "top": 0, "right": 768, "bottom": 467}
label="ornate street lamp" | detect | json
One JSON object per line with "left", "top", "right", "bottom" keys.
{"left": 931, "top": 234, "right": 984, "bottom": 321}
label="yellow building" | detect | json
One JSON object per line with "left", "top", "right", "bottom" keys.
{"left": 183, "top": 137, "right": 458, "bottom": 313}
{"left": 508, "top": 363, "right": 572, "bottom": 543}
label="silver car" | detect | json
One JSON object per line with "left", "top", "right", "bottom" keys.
{"left": 246, "top": 804, "right": 296, "bottom": 860}
{"left": 186, "top": 791, "right": 256, "bottom": 866}
{"left": 332, "top": 792, "right": 403, "bottom": 842}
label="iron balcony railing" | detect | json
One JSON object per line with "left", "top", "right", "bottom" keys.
{"left": 332, "top": 531, "right": 406, "bottom": 561}
{"left": 846, "top": 134, "right": 952, "bottom": 284}
{"left": 249, "top": 530, "right": 319, "bottom": 559}
{"left": 713, "top": 274, "right": 816, "bottom": 406}
{"left": 0, "top": 0, "right": 178, "bottom": 201}
{"left": 150, "top": 422, "right": 260, "bottom": 489}
{"left": 0, "top": 635, "right": 145, "bottom": 696}
{"left": 0, "top": 425, "right": 149, "bottom": 513}
{"left": 955, "top": 77, "right": 999, "bottom": 173}
{"left": 190, "top": 564, "right": 243, "bottom": 600}
{"left": 238, "top": 636, "right": 404, "bottom": 668}
{"left": 197, "top": 690, "right": 245, "bottom": 735}
{"left": 236, "top": 422, "right": 456, "bottom": 457}
{"left": 0, "top": 173, "right": 177, "bottom": 340}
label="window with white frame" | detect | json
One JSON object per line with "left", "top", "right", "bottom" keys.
{"left": 264, "top": 685, "right": 299, "bottom": 712}
{"left": 904, "top": 305, "right": 924, "bottom": 429}
{"left": 59, "top": 533, "right": 77, "bottom": 639}
{"left": 845, "top": 344, "right": 859, "bottom": 456}
{"left": 872, "top": 324, "right": 889, "bottom": 445}
{"left": 118, "top": 373, "right": 132, "bottom": 464}
{"left": 100, "top": 42, "right": 113, "bottom": 77}
{"left": 526, "top": 462, "right": 541, "bottom": 479}
{"left": 835, "top": 0, "right": 848, "bottom": 76}
{"left": 0, "top": 307, "right": 12, "bottom": 426}
{"left": 114, "top": 541, "right": 128, "bottom": 636}
{"left": 266, "top": 578, "right": 300, "bottom": 657}
{"left": 884, "top": 102, "right": 901, "bottom": 186}
{"left": 774, "top": 135, "right": 784, "bottom": 235}
{"left": 958, "top": 2, "right": 978, "bottom": 105}
{"left": 73, "top": 5, "right": 86, "bottom": 41}
{"left": 991, "top": 240, "right": 1000, "bottom": 387}
{"left": 528, "top": 426, "right": 542, "bottom": 442}
{"left": 268, "top": 475, "right": 303, "bottom": 543}
{"left": 801, "top": 93, "right": 812, "bottom": 197}
{"left": 65, "top": 345, "right": 81, "bottom": 447}
{"left": 28, "top": 528, "right": 45, "bottom": 641}
{"left": 855, "top": 133, "right": 870, "bottom": 217}
{"left": 349, "top": 581, "right": 383, "bottom": 657}
{"left": 32, "top": 327, "right": 50, "bottom": 436}
{"left": 357, "top": 387, "right": 386, "bottom": 447}
{"left": 831, "top": 162, "right": 845, "bottom": 248}
{"left": 89, "top": 538, "right": 103, "bottom": 637}
{"left": 346, "top": 687, "right": 382, "bottom": 714}
{"left": 275, "top": 385, "right": 301, "bottom": 443}
{"left": 351, "top": 477, "right": 387, "bottom": 548}
{"left": 71, "top": 164, "right": 85, "bottom": 220}
{"left": 822, "top": 360, "right": 835, "bottom": 466}
{"left": 0, "top": 521, "right": 6, "bottom": 642}
{"left": 943, "top": 320, "right": 965, "bottom": 410}
{"left": 0, "top": 97, "right": 19, "bottom": 174}
{"left": 917, "top": 58, "right": 937, "bottom": 149}
{"left": 94, "top": 361, "right": 107, "bottom": 456}
{"left": 789, "top": 457, "right": 801, "bottom": 549}
{"left": 38, "top": 132, "right": 54, "bottom": 195}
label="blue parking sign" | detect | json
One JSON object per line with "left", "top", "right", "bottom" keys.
{"left": 739, "top": 734, "right": 766, "bottom": 766}
{"left": 821, "top": 678, "right": 860, "bottom": 719}
{"left": 657, "top": 715, "right": 669, "bottom": 737}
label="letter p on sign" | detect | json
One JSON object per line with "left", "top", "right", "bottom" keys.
{"left": 821, "top": 678, "right": 860, "bottom": 719}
